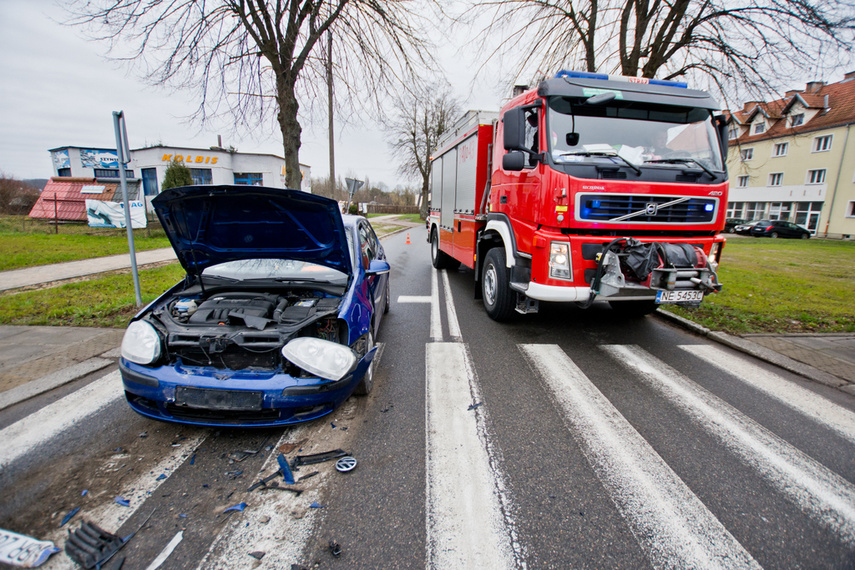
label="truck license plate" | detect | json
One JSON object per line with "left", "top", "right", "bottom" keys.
{"left": 656, "top": 290, "right": 704, "bottom": 304}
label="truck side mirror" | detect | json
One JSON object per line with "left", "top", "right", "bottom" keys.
{"left": 503, "top": 107, "right": 526, "bottom": 151}
{"left": 502, "top": 151, "right": 526, "bottom": 171}
{"left": 566, "top": 132, "right": 580, "bottom": 146}
{"left": 715, "top": 114, "right": 729, "bottom": 159}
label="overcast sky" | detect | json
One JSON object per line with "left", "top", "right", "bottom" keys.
{"left": 0, "top": 0, "right": 506, "bottom": 189}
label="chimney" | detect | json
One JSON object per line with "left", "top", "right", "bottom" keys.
{"left": 217, "top": 135, "right": 223, "bottom": 148}
{"left": 806, "top": 81, "right": 825, "bottom": 93}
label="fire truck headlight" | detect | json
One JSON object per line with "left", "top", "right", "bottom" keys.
{"left": 549, "top": 242, "right": 572, "bottom": 281}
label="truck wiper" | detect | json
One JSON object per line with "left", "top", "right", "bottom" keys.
{"left": 559, "top": 151, "right": 641, "bottom": 175}
{"left": 645, "top": 157, "right": 715, "bottom": 178}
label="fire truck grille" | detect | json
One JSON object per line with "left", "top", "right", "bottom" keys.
{"left": 577, "top": 194, "right": 717, "bottom": 224}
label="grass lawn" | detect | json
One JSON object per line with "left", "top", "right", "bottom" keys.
{"left": 0, "top": 215, "right": 171, "bottom": 271}
{"left": 662, "top": 237, "right": 855, "bottom": 334}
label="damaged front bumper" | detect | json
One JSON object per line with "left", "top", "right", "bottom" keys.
{"left": 119, "top": 348, "right": 376, "bottom": 427}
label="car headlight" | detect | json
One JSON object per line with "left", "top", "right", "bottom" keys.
{"left": 549, "top": 241, "right": 572, "bottom": 280}
{"left": 281, "top": 337, "right": 357, "bottom": 381}
{"left": 122, "top": 321, "right": 162, "bottom": 365}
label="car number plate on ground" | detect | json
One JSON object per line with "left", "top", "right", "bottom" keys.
{"left": 175, "top": 387, "right": 263, "bottom": 411}
{"left": 656, "top": 290, "right": 704, "bottom": 304}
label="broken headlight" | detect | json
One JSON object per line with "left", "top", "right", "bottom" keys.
{"left": 281, "top": 337, "right": 357, "bottom": 381}
{"left": 122, "top": 321, "right": 162, "bottom": 365}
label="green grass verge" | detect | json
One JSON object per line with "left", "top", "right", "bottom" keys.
{"left": 0, "top": 264, "right": 186, "bottom": 328}
{"left": 662, "top": 237, "right": 855, "bottom": 334}
{"left": 0, "top": 215, "right": 171, "bottom": 271}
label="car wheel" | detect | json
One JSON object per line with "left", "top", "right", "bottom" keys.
{"left": 801, "top": 232, "right": 809, "bottom": 239}
{"left": 770, "top": 232, "right": 779, "bottom": 238}
{"left": 383, "top": 279, "right": 390, "bottom": 314}
{"left": 481, "top": 248, "right": 516, "bottom": 321}
{"left": 431, "top": 229, "right": 460, "bottom": 270}
{"left": 608, "top": 300, "right": 658, "bottom": 317}
{"left": 353, "top": 329, "right": 375, "bottom": 396}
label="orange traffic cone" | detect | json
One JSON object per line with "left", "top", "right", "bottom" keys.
{"left": 405, "top": 232, "right": 411, "bottom": 244}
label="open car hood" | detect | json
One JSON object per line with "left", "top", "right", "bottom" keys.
{"left": 153, "top": 185, "right": 352, "bottom": 277}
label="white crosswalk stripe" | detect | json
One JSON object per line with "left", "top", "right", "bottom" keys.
{"left": 521, "top": 344, "right": 760, "bottom": 569}
{"left": 605, "top": 344, "right": 855, "bottom": 546}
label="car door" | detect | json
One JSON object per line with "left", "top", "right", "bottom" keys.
{"left": 357, "top": 220, "right": 387, "bottom": 321}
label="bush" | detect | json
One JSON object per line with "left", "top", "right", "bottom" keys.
{"left": 348, "top": 204, "right": 359, "bottom": 215}
{"left": 0, "top": 175, "right": 40, "bottom": 214}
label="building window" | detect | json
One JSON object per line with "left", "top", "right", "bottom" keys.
{"left": 189, "top": 168, "right": 212, "bottom": 185}
{"left": 728, "top": 128, "right": 738, "bottom": 140}
{"left": 796, "top": 201, "right": 823, "bottom": 232}
{"left": 807, "top": 169, "right": 826, "bottom": 184}
{"left": 94, "top": 168, "right": 134, "bottom": 179}
{"left": 754, "top": 123, "right": 765, "bottom": 134}
{"left": 740, "top": 148, "right": 754, "bottom": 161}
{"left": 814, "top": 135, "right": 833, "bottom": 152}
{"left": 737, "top": 175, "right": 749, "bottom": 187}
{"left": 745, "top": 202, "right": 763, "bottom": 220}
{"left": 57, "top": 168, "right": 71, "bottom": 177}
{"left": 142, "top": 168, "right": 159, "bottom": 196}
{"left": 791, "top": 113, "right": 804, "bottom": 127}
{"left": 769, "top": 202, "right": 792, "bottom": 220}
{"left": 769, "top": 172, "right": 783, "bottom": 186}
{"left": 773, "top": 142, "right": 788, "bottom": 157}
{"left": 727, "top": 202, "right": 745, "bottom": 218}
{"left": 234, "top": 172, "right": 263, "bottom": 186}
{"left": 847, "top": 202, "right": 855, "bottom": 218}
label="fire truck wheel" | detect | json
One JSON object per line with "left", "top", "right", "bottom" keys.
{"left": 431, "top": 229, "right": 460, "bottom": 270}
{"left": 608, "top": 300, "right": 658, "bottom": 317}
{"left": 482, "top": 248, "right": 516, "bottom": 321}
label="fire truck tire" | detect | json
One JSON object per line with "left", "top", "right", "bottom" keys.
{"left": 482, "top": 248, "right": 516, "bottom": 321}
{"left": 608, "top": 300, "right": 658, "bottom": 317}
{"left": 431, "top": 229, "right": 459, "bottom": 270}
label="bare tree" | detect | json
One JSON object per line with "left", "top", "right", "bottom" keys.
{"left": 68, "top": 0, "right": 435, "bottom": 189}
{"left": 471, "top": 0, "right": 854, "bottom": 101}
{"left": 387, "top": 86, "right": 460, "bottom": 217}
{"left": 0, "top": 175, "right": 40, "bottom": 215}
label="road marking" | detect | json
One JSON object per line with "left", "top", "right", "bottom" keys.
{"left": 520, "top": 344, "right": 759, "bottom": 569}
{"left": 0, "top": 357, "right": 114, "bottom": 411}
{"left": 426, "top": 342, "right": 522, "bottom": 569}
{"left": 440, "top": 270, "right": 461, "bottom": 341}
{"left": 397, "top": 295, "right": 432, "bottom": 303}
{"left": 681, "top": 344, "right": 855, "bottom": 445}
{"left": 430, "top": 268, "right": 442, "bottom": 342}
{"left": 0, "top": 370, "right": 123, "bottom": 469}
{"left": 605, "top": 344, "right": 855, "bottom": 546}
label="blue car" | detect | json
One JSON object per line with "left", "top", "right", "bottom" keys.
{"left": 119, "top": 185, "right": 390, "bottom": 427}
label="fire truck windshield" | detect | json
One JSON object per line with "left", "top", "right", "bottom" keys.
{"left": 546, "top": 97, "right": 724, "bottom": 172}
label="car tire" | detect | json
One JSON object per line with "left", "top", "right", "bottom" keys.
{"left": 431, "top": 229, "right": 460, "bottom": 270}
{"left": 481, "top": 248, "right": 516, "bottom": 321}
{"left": 801, "top": 232, "right": 809, "bottom": 239}
{"left": 770, "top": 232, "right": 779, "bottom": 238}
{"left": 608, "top": 300, "right": 658, "bottom": 317}
{"left": 353, "top": 329, "right": 375, "bottom": 396}
{"left": 383, "top": 279, "right": 390, "bottom": 314}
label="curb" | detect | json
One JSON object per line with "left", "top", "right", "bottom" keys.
{"left": 655, "top": 309, "right": 852, "bottom": 394}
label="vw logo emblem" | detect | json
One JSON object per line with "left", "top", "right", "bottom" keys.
{"left": 646, "top": 203, "right": 658, "bottom": 215}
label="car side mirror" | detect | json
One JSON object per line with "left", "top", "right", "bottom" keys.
{"left": 366, "top": 259, "right": 390, "bottom": 275}
{"left": 502, "top": 151, "right": 526, "bottom": 171}
{"left": 503, "top": 107, "right": 526, "bottom": 151}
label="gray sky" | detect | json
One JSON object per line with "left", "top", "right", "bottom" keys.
{"left": 0, "top": 0, "right": 505, "bottom": 189}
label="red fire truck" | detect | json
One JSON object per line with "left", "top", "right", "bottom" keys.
{"left": 427, "top": 71, "right": 728, "bottom": 321}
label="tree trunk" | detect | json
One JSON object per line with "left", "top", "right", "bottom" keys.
{"left": 278, "top": 81, "right": 303, "bottom": 191}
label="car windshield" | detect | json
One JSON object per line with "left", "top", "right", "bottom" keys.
{"left": 202, "top": 258, "right": 348, "bottom": 286}
{"left": 547, "top": 96, "right": 724, "bottom": 171}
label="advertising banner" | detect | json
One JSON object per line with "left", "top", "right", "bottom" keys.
{"left": 51, "top": 150, "right": 70, "bottom": 170}
{"left": 80, "top": 149, "right": 119, "bottom": 169}
{"left": 85, "top": 200, "right": 147, "bottom": 228}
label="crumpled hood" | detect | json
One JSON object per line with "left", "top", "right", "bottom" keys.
{"left": 153, "top": 185, "right": 351, "bottom": 276}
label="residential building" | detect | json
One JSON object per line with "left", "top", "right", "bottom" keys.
{"left": 726, "top": 72, "right": 855, "bottom": 238}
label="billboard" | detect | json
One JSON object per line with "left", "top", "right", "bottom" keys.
{"left": 80, "top": 149, "right": 120, "bottom": 169}
{"left": 85, "top": 200, "right": 146, "bottom": 228}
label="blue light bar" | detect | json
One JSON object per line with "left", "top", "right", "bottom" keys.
{"left": 555, "top": 70, "right": 688, "bottom": 89}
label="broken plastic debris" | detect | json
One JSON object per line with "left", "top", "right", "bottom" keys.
{"left": 114, "top": 497, "right": 130, "bottom": 507}
{"left": 60, "top": 507, "right": 81, "bottom": 527}
{"left": 328, "top": 540, "right": 342, "bottom": 558}
{"left": 309, "top": 502, "right": 325, "bottom": 509}
{"left": 292, "top": 449, "right": 348, "bottom": 468}
{"left": 467, "top": 402, "right": 482, "bottom": 410}
{"left": 0, "top": 528, "right": 60, "bottom": 567}
{"left": 156, "top": 474, "right": 167, "bottom": 481}
{"left": 65, "top": 521, "right": 124, "bottom": 569}
{"left": 277, "top": 454, "right": 295, "bottom": 485}
{"left": 223, "top": 502, "right": 247, "bottom": 514}
{"left": 248, "top": 551, "right": 266, "bottom": 560}
{"left": 330, "top": 421, "right": 336, "bottom": 429}
{"left": 81, "top": 490, "right": 88, "bottom": 497}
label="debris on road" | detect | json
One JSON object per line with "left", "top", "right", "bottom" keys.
{"left": 248, "top": 551, "right": 266, "bottom": 560}
{"left": 60, "top": 507, "right": 81, "bottom": 527}
{"left": 277, "top": 439, "right": 306, "bottom": 454}
{"left": 292, "top": 449, "right": 348, "bottom": 468}
{"left": 467, "top": 402, "right": 483, "bottom": 411}
{"left": 309, "top": 502, "right": 325, "bottom": 509}
{"left": 328, "top": 540, "right": 342, "bottom": 558}
{"left": 298, "top": 471, "right": 319, "bottom": 482}
{"left": 65, "top": 521, "right": 123, "bottom": 569}
{"left": 113, "top": 497, "right": 130, "bottom": 507}
{"left": 335, "top": 457, "right": 357, "bottom": 473}
{"left": 145, "top": 530, "right": 183, "bottom": 570}
{"left": 277, "top": 454, "right": 296, "bottom": 485}
{"left": 0, "top": 528, "right": 60, "bottom": 568}
{"left": 223, "top": 502, "right": 247, "bottom": 514}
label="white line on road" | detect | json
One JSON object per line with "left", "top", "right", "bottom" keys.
{"left": 397, "top": 295, "right": 432, "bottom": 303}
{"left": 0, "top": 357, "right": 114, "bottom": 411}
{"left": 440, "top": 270, "right": 461, "bottom": 341}
{"left": 681, "top": 344, "right": 855, "bottom": 445}
{"left": 426, "top": 342, "right": 522, "bottom": 569}
{"left": 145, "top": 530, "right": 183, "bottom": 570}
{"left": 520, "top": 344, "right": 759, "bottom": 569}
{"left": 430, "top": 268, "right": 442, "bottom": 342}
{"left": 0, "top": 370, "right": 124, "bottom": 470}
{"left": 605, "top": 344, "right": 855, "bottom": 546}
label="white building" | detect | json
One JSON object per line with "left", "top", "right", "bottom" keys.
{"left": 49, "top": 145, "right": 312, "bottom": 198}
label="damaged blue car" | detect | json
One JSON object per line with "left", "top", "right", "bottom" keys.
{"left": 119, "top": 185, "right": 390, "bottom": 427}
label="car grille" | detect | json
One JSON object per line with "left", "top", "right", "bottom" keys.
{"left": 578, "top": 194, "right": 717, "bottom": 224}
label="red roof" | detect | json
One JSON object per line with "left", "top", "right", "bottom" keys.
{"left": 29, "top": 177, "right": 140, "bottom": 221}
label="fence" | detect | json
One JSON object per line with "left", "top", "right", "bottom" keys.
{"left": 366, "top": 204, "right": 420, "bottom": 215}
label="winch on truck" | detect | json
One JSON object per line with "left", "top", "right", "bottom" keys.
{"left": 427, "top": 70, "right": 728, "bottom": 321}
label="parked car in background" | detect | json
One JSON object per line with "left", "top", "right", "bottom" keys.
{"left": 724, "top": 218, "right": 747, "bottom": 233}
{"left": 119, "top": 185, "right": 391, "bottom": 427}
{"left": 749, "top": 220, "right": 812, "bottom": 239}
{"left": 733, "top": 220, "right": 762, "bottom": 235}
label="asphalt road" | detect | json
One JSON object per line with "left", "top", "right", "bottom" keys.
{"left": 2, "top": 230, "right": 855, "bottom": 569}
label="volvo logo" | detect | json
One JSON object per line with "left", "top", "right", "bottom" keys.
{"left": 646, "top": 203, "right": 659, "bottom": 215}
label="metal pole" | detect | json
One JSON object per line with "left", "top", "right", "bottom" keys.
{"left": 327, "top": 30, "right": 336, "bottom": 196}
{"left": 113, "top": 111, "right": 142, "bottom": 307}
